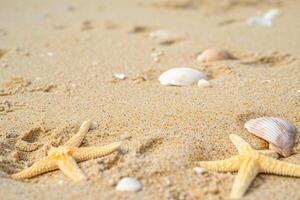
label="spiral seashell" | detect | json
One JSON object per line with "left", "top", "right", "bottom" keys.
{"left": 158, "top": 67, "right": 207, "bottom": 86}
{"left": 244, "top": 117, "right": 297, "bottom": 157}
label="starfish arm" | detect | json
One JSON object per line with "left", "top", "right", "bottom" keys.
{"left": 57, "top": 155, "right": 87, "bottom": 181}
{"left": 72, "top": 142, "right": 121, "bottom": 162}
{"left": 11, "top": 155, "right": 58, "bottom": 180}
{"left": 199, "top": 155, "right": 242, "bottom": 172}
{"left": 64, "top": 120, "right": 92, "bottom": 147}
{"left": 259, "top": 156, "right": 300, "bottom": 177}
{"left": 230, "top": 158, "right": 259, "bottom": 199}
{"left": 256, "top": 149, "right": 279, "bottom": 158}
{"left": 229, "top": 134, "right": 253, "bottom": 154}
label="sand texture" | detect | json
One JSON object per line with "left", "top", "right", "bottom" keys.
{"left": 0, "top": 0, "right": 300, "bottom": 199}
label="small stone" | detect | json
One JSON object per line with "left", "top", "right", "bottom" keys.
{"left": 114, "top": 73, "right": 126, "bottom": 80}
{"left": 197, "top": 79, "right": 211, "bottom": 88}
{"left": 116, "top": 177, "right": 142, "bottom": 192}
{"left": 164, "top": 177, "right": 172, "bottom": 187}
{"left": 90, "top": 122, "right": 98, "bottom": 130}
{"left": 193, "top": 167, "right": 206, "bottom": 174}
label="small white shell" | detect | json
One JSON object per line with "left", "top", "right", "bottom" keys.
{"left": 244, "top": 117, "right": 297, "bottom": 157}
{"left": 263, "top": 8, "right": 281, "bottom": 20}
{"left": 193, "top": 167, "right": 206, "bottom": 174}
{"left": 197, "top": 79, "right": 211, "bottom": 88}
{"left": 114, "top": 73, "right": 126, "bottom": 80}
{"left": 159, "top": 67, "right": 207, "bottom": 86}
{"left": 116, "top": 177, "right": 142, "bottom": 192}
{"left": 247, "top": 8, "right": 280, "bottom": 27}
{"left": 247, "top": 17, "right": 272, "bottom": 26}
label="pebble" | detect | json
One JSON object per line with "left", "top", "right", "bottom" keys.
{"left": 116, "top": 177, "right": 142, "bottom": 192}
{"left": 90, "top": 122, "right": 98, "bottom": 130}
{"left": 193, "top": 167, "right": 206, "bottom": 174}
{"left": 164, "top": 177, "right": 172, "bottom": 187}
{"left": 114, "top": 73, "right": 126, "bottom": 80}
{"left": 197, "top": 79, "right": 211, "bottom": 88}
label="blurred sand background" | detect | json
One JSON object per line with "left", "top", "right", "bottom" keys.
{"left": 0, "top": 0, "right": 300, "bottom": 199}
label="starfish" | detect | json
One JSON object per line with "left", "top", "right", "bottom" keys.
{"left": 12, "top": 120, "right": 121, "bottom": 181}
{"left": 199, "top": 134, "right": 300, "bottom": 199}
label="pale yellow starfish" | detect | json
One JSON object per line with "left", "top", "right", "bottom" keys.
{"left": 12, "top": 120, "right": 121, "bottom": 181}
{"left": 199, "top": 134, "right": 300, "bottom": 199}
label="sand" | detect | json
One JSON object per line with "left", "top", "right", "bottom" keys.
{"left": 0, "top": 0, "right": 300, "bottom": 199}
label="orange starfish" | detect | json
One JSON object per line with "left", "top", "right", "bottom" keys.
{"left": 199, "top": 134, "right": 300, "bottom": 199}
{"left": 12, "top": 120, "right": 121, "bottom": 181}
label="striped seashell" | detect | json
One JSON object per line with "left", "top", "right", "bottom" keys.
{"left": 244, "top": 117, "right": 297, "bottom": 157}
{"left": 158, "top": 67, "right": 207, "bottom": 86}
{"left": 197, "top": 48, "right": 235, "bottom": 62}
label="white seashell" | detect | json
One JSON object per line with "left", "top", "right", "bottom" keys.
{"left": 159, "top": 67, "right": 207, "bottom": 86}
{"left": 247, "top": 17, "right": 272, "bottom": 26}
{"left": 114, "top": 73, "right": 126, "bottom": 80}
{"left": 197, "top": 48, "right": 235, "bottom": 62}
{"left": 116, "top": 177, "right": 142, "bottom": 192}
{"left": 263, "top": 8, "right": 281, "bottom": 20}
{"left": 244, "top": 117, "right": 297, "bottom": 157}
{"left": 247, "top": 8, "right": 280, "bottom": 27}
{"left": 197, "top": 79, "right": 211, "bottom": 88}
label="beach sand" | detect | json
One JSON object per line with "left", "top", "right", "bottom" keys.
{"left": 0, "top": 0, "right": 300, "bottom": 199}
